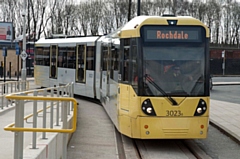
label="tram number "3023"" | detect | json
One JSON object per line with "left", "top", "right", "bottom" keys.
{"left": 166, "top": 110, "right": 183, "bottom": 116}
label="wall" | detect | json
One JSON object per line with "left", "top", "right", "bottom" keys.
{"left": 0, "top": 48, "right": 22, "bottom": 78}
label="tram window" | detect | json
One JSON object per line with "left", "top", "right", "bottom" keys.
{"left": 58, "top": 48, "right": 65, "bottom": 67}
{"left": 108, "top": 46, "right": 112, "bottom": 79}
{"left": 120, "top": 38, "right": 131, "bottom": 82}
{"left": 43, "top": 47, "right": 50, "bottom": 66}
{"left": 86, "top": 46, "right": 94, "bottom": 70}
{"left": 35, "top": 47, "right": 43, "bottom": 65}
{"left": 67, "top": 47, "right": 76, "bottom": 69}
{"left": 111, "top": 47, "right": 120, "bottom": 81}
{"left": 77, "top": 45, "right": 85, "bottom": 83}
{"left": 123, "top": 47, "right": 129, "bottom": 82}
{"left": 51, "top": 46, "right": 57, "bottom": 64}
{"left": 124, "top": 39, "right": 130, "bottom": 46}
{"left": 131, "top": 45, "right": 137, "bottom": 86}
{"left": 50, "top": 45, "right": 57, "bottom": 78}
{"left": 102, "top": 46, "right": 108, "bottom": 71}
{"left": 35, "top": 47, "right": 50, "bottom": 66}
{"left": 59, "top": 47, "right": 76, "bottom": 69}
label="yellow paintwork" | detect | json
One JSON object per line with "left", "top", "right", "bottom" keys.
{"left": 118, "top": 16, "right": 209, "bottom": 38}
{"left": 118, "top": 83, "right": 209, "bottom": 139}
{"left": 131, "top": 116, "right": 209, "bottom": 139}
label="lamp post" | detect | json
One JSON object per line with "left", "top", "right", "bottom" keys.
{"left": 21, "top": 0, "right": 27, "bottom": 90}
{"left": 222, "top": 50, "right": 225, "bottom": 76}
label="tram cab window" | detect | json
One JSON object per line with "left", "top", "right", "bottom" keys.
{"left": 131, "top": 39, "right": 138, "bottom": 87}
{"left": 122, "top": 38, "right": 130, "bottom": 82}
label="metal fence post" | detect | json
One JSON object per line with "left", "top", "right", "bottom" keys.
{"left": 6, "top": 83, "right": 8, "bottom": 94}
{"left": 50, "top": 88, "right": 54, "bottom": 128}
{"left": 71, "top": 83, "right": 74, "bottom": 111}
{"left": 1, "top": 84, "right": 3, "bottom": 109}
{"left": 62, "top": 100, "right": 68, "bottom": 159}
{"left": 42, "top": 89, "right": 47, "bottom": 139}
{"left": 14, "top": 93, "right": 25, "bottom": 159}
{"left": 56, "top": 87, "right": 60, "bottom": 126}
{"left": 32, "top": 90, "right": 38, "bottom": 149}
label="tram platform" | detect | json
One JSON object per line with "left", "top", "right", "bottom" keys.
{"left": 210, "top": 100, "right": 240, "bottom": 142}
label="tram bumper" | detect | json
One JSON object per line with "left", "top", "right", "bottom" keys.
{"left": 131, "top": 116, "right": 209, "bottom": 139}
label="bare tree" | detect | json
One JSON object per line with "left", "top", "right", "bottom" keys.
{"left": 152, "top": 0, "right": 167, "bottom": 16}
{"left": 63, "top": 3, "right": 76, "bottom": 35}
{"left": 222, "top": 0, "right": 234, "bottom": 44}
{"left": 77, "top": 2, "right": 90, "bottom": 36}
{"left": 141, "top": 0, "right": 155, "bottom": 15}
{"left": 101, "top": 2, "right": 115, "bottom": 34}
{"left": 205, "top": 0, "right": 219, "bottom": 42}
{"left": 230, "top": 1, "right": 240, "bottom": 46}
{"left": 111, "top": 0, "right": 129, "bottom": 29}
{"left": 88, "top": 1, "right": 103, "bottom": 35}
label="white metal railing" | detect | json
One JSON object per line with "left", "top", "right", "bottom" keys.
{"left": 4, "top": 82, "right": 76, "bottom": 159}
{"left": 0, "top": 80, "right": 29, "bottom": 110}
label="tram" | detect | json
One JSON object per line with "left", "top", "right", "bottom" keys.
{"left": 34, "top": 15, "right": 210, "bottom": 139}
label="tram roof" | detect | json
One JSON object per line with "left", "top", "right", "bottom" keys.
{"left": 118, "top": 15, "right": 209, "bottom": 38}
{"left": 35, "top": 36, "right": 100, "bottom": 47}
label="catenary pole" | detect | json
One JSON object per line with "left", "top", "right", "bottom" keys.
{"left": 137, "top": 0, "right": 141, "bottom": 16}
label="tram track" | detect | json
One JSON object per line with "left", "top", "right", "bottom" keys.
{"left": 133, "top": 139, "right": 211, "bottom": 159}
{"left": 115, "top": 129, "right": 212, "bottom": 159}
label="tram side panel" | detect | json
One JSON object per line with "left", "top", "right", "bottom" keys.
{"left": 34, "top": 65, "right": 50, "bottom": 88}
{"left": 58, "top": 68, "right": 75, "bottom": 85}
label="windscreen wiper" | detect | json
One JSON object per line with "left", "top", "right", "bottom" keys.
{"left": 145, "top": 74, "right": 178, "bottom": 105}
{"left": 190, "top": 75, "right": 204, "bottom": 94}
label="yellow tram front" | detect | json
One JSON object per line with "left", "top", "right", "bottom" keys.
{"left": 117, "top": 16, "right": 210, "bottom": 139}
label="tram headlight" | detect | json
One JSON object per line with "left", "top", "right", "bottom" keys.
{"left": 194, "top": 99, "right": 207, "bottom": 116}
{"left": 146, "top": 107, "right": 153, "bottom": 114}
{"left": 142, "top": 99, "right": 156, "bottom": 116}
{"left": 197, "top": 107, "right": 202, "bottom": 114}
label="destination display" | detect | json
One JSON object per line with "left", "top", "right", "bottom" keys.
{"left": 143, "top": 26, "right": 203, "bottom": 42}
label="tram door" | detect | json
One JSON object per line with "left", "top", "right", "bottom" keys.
{"left": 100, "top": 45, "right": 110, "bottom": 103}
{"left": 50, "top": 45, "right": 58, "bottom": 78}
{"left": 76, "top": 45, "right": 86, "bottom": 83}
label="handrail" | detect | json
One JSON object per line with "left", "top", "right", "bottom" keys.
{"left": 2, "top": 81, "right": 75, "bottom": 159}
{"left": 4, "top": 95, "right": 77, "bottom": 133}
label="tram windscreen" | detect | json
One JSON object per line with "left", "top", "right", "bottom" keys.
{"left": 142, "top": 46, "right": 205, "bottom": 96}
